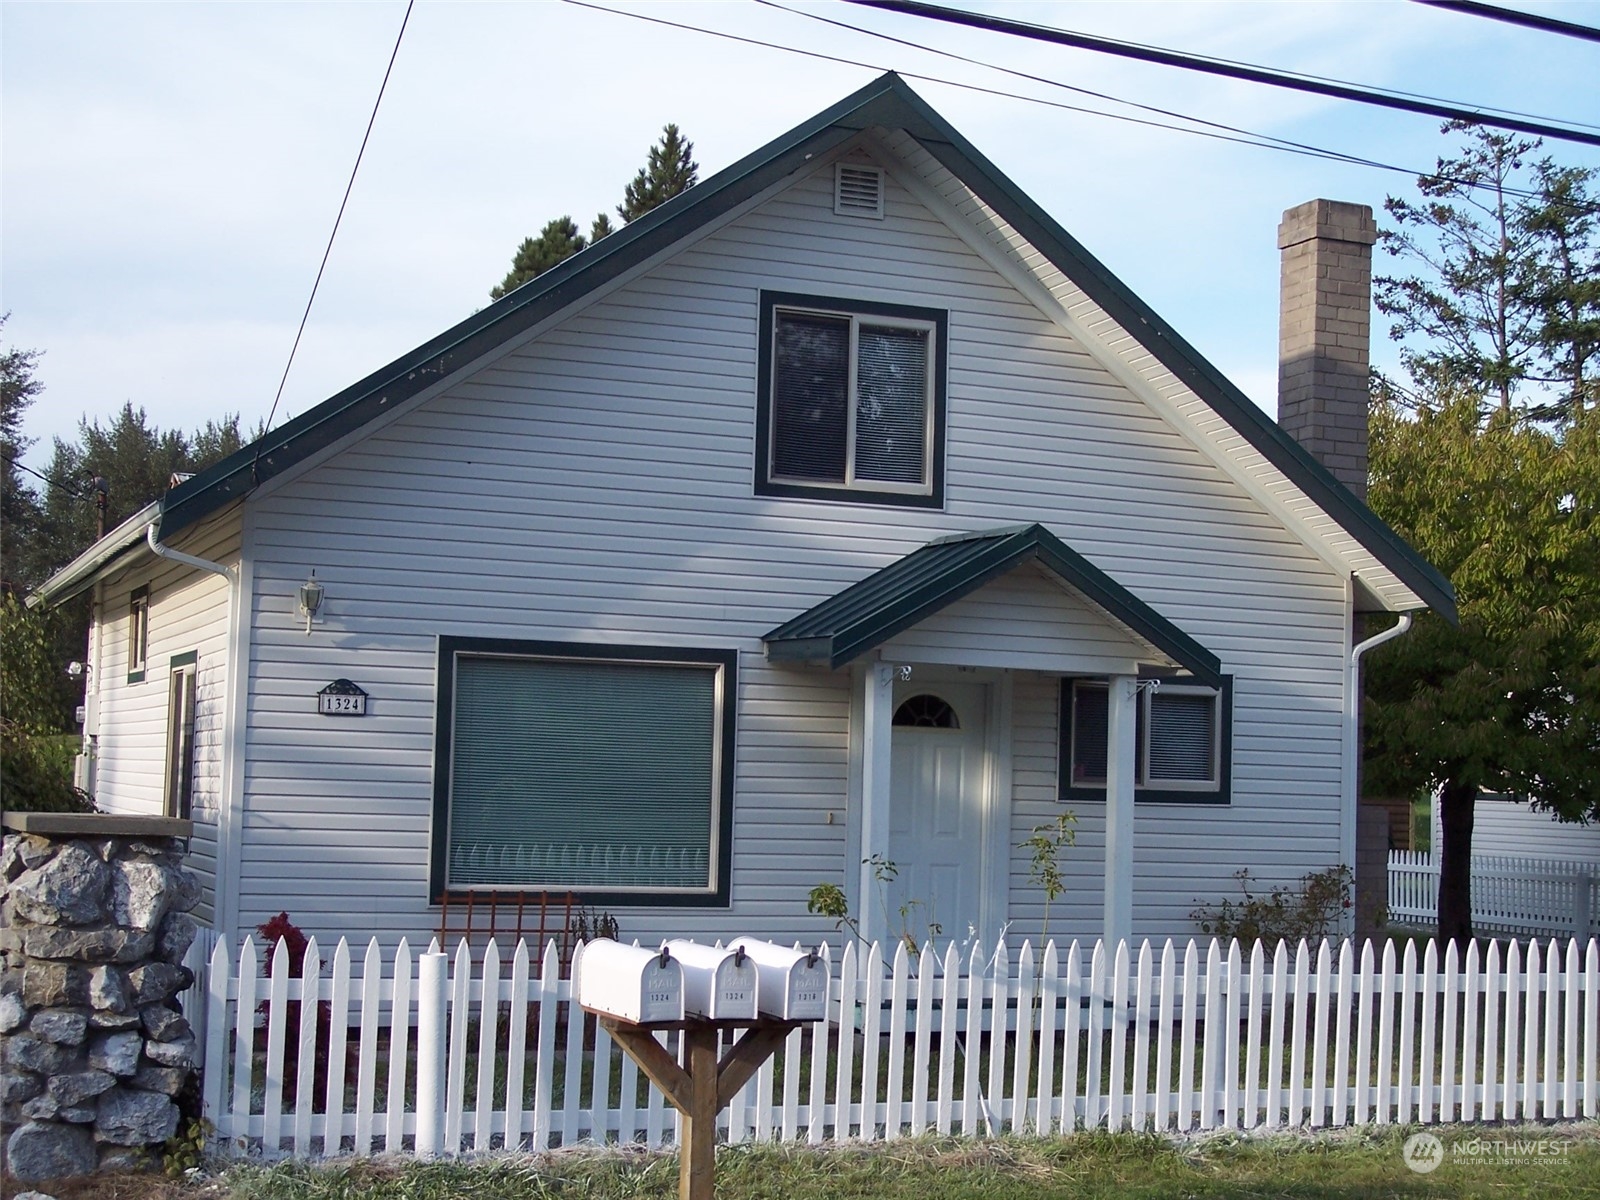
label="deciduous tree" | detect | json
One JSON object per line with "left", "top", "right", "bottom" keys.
{"left": 1364, "top": 390, "right": 1600, "bottom": 942}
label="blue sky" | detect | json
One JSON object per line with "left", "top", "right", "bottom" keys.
{"left": 4, "top": 1, "right": 1598, "bottom": 468}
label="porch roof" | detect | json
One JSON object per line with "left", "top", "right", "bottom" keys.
{"left": 761, "top": 523, "right": 1221, "bottom": 684}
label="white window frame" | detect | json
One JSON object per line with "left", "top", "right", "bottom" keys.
{"left": 767, "top": 303, "right": 938, "bottom": 497}
{"left": 432, "top": 638, "right": 736, "bottom": 903}
{"left": 127, "top": 587, "right": 149, "bottom": 683}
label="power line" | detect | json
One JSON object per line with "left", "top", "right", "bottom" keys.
{"left": 1411, "top": 0, "right": 1600, "bottom": 44}
{"left": 563, "top": 0, "right": 1598, "bottom": 217}
{"left": 2, "top": 452, "right": 93, "bottom": 503}
{"left": 260, "top": 0, "right": 414, "bottom": 439}
{"left": 758, "top": 0, "right": 1419, "bottom": 175}
{"left": 845, "top": 0, "right": 1600, "bottom": 149}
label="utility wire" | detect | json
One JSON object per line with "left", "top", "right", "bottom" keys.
{"left": 565, "top": 1, "right": 1444, "bottom": 173}
{"left": 2, "top": 452, "right": 93, "bottom": 503}
{"left": 846, "top": 0, "right": 1600, "bottom": 148}
{"left": 1411, "top": 0, "right": 1600, "bottom": 45}
{"left": 565, "top": 0, "right": 1598, "bottom": 216}
{"left": 260, "top": 0, "right": 414, "bottom": 438}
{"left": 758, "top": 0, "right": 1412, "bottom": 173}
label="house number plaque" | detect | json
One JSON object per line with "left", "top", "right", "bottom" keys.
{"left": 317, "top": 679, "right": 368, "bottom": 716}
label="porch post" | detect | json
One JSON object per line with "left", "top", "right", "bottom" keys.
{"left": 1103, "top": 674, "right": 1137, "bottom": 952}
{"left": 859, "top": 662, "right": 897, "bottom": 949}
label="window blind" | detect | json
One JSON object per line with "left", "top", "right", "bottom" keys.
{"left": 854, "top": 325, "right": 928, "bottom": 483}
{"left": 1071, "top": 682, "right": 1109, "bottom": 783}
{"left": 771, "top": 313, "right": 849, "bottom": 482}
{"left": 1146, "top": 690, "right": 1216, "bottom": 782}
{"left": 447, "top": 656, "right": 718, "bottom": 890}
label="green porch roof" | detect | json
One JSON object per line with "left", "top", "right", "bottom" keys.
{"left": 762, "top": 523, "right": 1222, "bottom": 684}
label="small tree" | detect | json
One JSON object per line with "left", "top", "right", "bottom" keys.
{"left": 617, "top": 124, "right": 698, "bottom": 224}
{"left": 489, "top": 216, "right": 590, "bottom": 300}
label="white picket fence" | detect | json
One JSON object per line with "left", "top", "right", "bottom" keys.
{"left": 187, "top": 932, "right": 1600, "bottom": 1160}
{"left": 1389, "top": 851, "right": 1600, "bottom": 938}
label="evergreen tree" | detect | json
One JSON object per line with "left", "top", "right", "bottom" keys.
{"left": 489, "top": 216, "right": 590, "bottom": 300}
{"left": 487, "top": 124, "right": 696, "bottom": 299}
{"left": 1364, "top": 389, "right": 1600, "bottom": 942}
{"left": 1, "top": 315, "right": 45, "bottom": 593}
{"left": 1376, "top": 122, "right": 1599, "bottom": 421}
{"left": 617, "top": 124, "right": 698, "bottom": 224}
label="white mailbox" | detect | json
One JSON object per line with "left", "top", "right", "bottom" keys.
{"left": 664, "top": 940, "right": 759, "bottom": 1020}
{"left": 727, "top": 937, "right": 829, "bottom": 1021}
{"left": 576, "top": 939, "right": 685, "bottom": 1024}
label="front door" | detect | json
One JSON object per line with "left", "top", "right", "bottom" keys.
{"left": 886, "top": 680, "right": 989, "bottom": 947}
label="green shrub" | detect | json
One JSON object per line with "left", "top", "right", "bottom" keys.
{"left": 1, "top": 721, "right": 93, "bottom": 813}
{"left": 1190, "top": 865, "right": 1353, "bottom": 947}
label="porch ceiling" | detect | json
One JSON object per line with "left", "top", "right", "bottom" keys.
{"left": 761, "top": 522, "right": 1221, "bottom": 684}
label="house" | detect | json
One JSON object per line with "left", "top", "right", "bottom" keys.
{"left": 30, "top": 74, "right": 1454, "bottom": 956}
{"left": 1431, "top": 793, "right": 1600, "bottom": 865}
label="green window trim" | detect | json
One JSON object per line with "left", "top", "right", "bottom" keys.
{"left": 754, "top": 291, "right": 948, "bottom": 509}
{"left": 1058, "top": 674, "right": 1234, "bottom": 806}
{"left": 429, "top": 637, "right": 738, "bottom": 907}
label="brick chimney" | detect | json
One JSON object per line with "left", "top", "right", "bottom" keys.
{"left": 1277, "top": 199, "right": 1378, "bottom": 499}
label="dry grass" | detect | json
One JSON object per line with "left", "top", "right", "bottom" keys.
{"left": 12, "top": 1122, "right": 1596, "bottom": 1200}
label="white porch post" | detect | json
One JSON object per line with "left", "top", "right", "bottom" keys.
{"left": 859, "top": 662, "right": 897, "bottom": 949}
{"left": 1103, "top": 674, "right": 1137, "bottom": 951}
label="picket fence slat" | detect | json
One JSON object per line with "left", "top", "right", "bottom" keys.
{"left": 196, "top": 933, "right": 1600, "bottom": 1159}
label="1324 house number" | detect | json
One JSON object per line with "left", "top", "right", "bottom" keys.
{"left": 317, "top": 679, "right": 369, "bottom": 716}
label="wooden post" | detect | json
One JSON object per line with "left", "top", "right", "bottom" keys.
{"left": 601, "top": 1016, "right": 799, "bottom": 1200}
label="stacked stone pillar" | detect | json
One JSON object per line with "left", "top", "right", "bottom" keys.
{"left": 1, "top": 813, "right": 201, "bottom": 1185}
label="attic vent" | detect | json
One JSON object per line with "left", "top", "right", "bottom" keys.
{"left": 834, "top": 164, "right": 885, "bottom": 219}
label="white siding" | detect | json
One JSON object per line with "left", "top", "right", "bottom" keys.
{"left": 1462, "top": 796, "right": 1600, "bottom": 863}
{"left": 91, "top": 510, "right": 238, "bottom": 926}
{"left": 239, "top": 147, "right": 1348, "bottom": 950}
{"left": 882, "top": 562, "right": 1167, "bottom": 673}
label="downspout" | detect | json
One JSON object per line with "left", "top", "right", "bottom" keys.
{"left": 147, "top": 520, "right": 242, "bottom": 946}
{"left": 147, "top": 522, "right": 236, "bottom": 585}
{"left": 1343, "top": 608, "right": 1414, "bottom": 929}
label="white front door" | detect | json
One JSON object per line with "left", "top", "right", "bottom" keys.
{"left": 886, "top": 681, "right": 989, "bottom": 947}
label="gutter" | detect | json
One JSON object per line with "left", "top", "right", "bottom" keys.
{"left": 26, "top": 501, "right": 162, "bottom": 608}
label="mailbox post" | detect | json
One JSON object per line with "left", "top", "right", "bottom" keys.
{"left": 577, "top": 940, "right": 815, "bottom": 1200}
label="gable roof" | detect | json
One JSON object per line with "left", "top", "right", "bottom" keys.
{"left": 70, "top": 72, "right": 1452, "bottom": 622}
{"left": 763, "top": 523, "right": 1223, "bottom": 684}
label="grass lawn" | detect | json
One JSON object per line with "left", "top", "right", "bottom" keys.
{"left": 37, "top": 1123, "right": 1600, "bottom": 1200}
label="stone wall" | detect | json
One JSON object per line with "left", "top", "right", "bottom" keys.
{"left": 1, "top": 814, "right": 201, "bottom": 1185}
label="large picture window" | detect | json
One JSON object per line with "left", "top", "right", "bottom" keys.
{"left": 1060, "top": 676, "right": 1233, "bottom": 803}
{"left": 430, "top": 638, "right": 737, "bottom": 905}
{"left": 755, "top": 292, "right": 947, "bottom": 507}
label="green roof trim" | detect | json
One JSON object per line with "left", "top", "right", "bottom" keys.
{"left": 763, "top": 523, "right": 1222, "bottom": 684}
{"left": 141, "top": 72, "right": 1451, "bottom": 623}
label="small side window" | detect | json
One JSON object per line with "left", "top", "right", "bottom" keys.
{"left": 1059, "top": 676, "right": 1232, "bottom": 804}
{"left": 127, "top": 587, "right": 150, "bottom": 683}
{"left": 165, "top": 655, "right": 197, "bottom": 818}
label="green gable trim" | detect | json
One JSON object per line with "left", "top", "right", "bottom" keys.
{"left": 147, "top": 72, "right": 1453, "bottom": 626}
{"left": 762, "top": 523, "right": 1222, "bottom": 685}
{"left": 877, "top": 84, "right": 1457, "bottom": 624}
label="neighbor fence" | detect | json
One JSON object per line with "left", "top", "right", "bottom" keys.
{"left": 189, "top": 933, "right": 1599, "bottom": 1160}
{"left": 1389, "top": 851, "right": 1600, "bottom": 939}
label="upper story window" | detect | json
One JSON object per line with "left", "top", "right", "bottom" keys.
{"left": 755, "top": 292, "right": 947, "bottom": 508}
{"left": 1061, "top": 676, "right": 1233, "bottom": 804}
{"left": 127, "top": 587, "right": 150, "bottom": 683}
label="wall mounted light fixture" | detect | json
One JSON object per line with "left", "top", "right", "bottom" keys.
{"left": 297, "top": 572, "right": 325, "bottom": 635}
